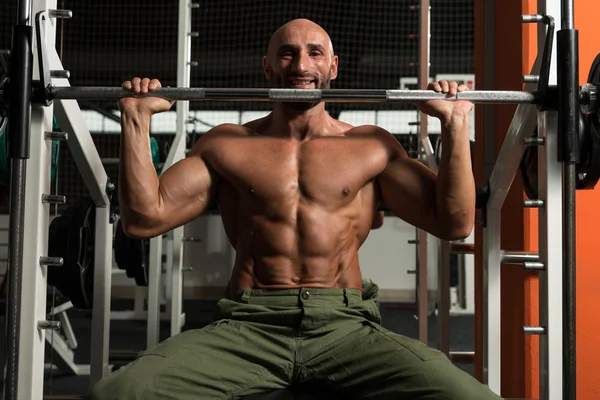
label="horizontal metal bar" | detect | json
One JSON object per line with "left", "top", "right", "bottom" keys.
{"left": 39, "top": 257, "right": 63, "bottom": 267}
{"left": 523, "top": 326, "right": 546, "bottom": 335}
{"left": 501, "top": 251, "right": 540, "bottom": 263}
{"left": 524, "top": 199, "right": 545, "bottom": 208}
{"left": 450, "top": 243, "right": 475, "bottom": 254}
{"left": 523, "top": 136, "right": 545, "bottom": 146}
{"left": 41, "top": 87, "right": 540, "bottom": 104}
{"left": 523, "top": 262, "right": 545, "bottom": 271}
{"left": 522, "top": 14, "right": 544, "bottom": 23}
{"left": 449, "top": 351, "right": 475, "bottom": 364}
{"left": 37, "top": 320, "right": 61, "bottom": 330}
{"left": 522, "top": 74, "right": 540, "bottom": 83}
{"left": 101, "top": 157, "right": 119, "bottom": 165}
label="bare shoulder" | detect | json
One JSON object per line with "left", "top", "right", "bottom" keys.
{"left": 205, "top": 123, "right": 250, "bottom": 138}
{"left": 347, "top": 124, "right": 409, "bottom": 164}
{"left": 345, "top": 124, "right": 391, "bottom": 138}
{"left": 188, "top": 123, "right": 250, "bottom": 156}
{"left": 242, "top": 115, "right": 269, "bottom": 132}
{"left": 347, "top": 124, "right": 404, "bottom": 149}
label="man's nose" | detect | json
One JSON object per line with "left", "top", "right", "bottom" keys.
{"left": 292, "top": 53, "right": 310, "bottom": 74}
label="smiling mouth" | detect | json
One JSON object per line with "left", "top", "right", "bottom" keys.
{"left": 287, "top": 79, "right": 316, "bottom": 88}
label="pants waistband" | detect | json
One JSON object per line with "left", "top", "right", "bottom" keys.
{"left": 227, "top": 287, "right": 364, "bottom": 307}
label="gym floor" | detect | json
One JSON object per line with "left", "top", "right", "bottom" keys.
{"left": 23, "top": 298, "right": 476, "bottom": 398}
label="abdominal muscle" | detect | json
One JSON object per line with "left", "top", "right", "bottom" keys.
{"left": 227, "top": 204, "right": 366, "bottom": 291}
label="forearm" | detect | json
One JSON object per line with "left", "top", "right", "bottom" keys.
{"left": 435, "top": 113, "right": 475, "bottom": 238}
{"left": 119, "top": 111, "right": 161, "bottom": 227}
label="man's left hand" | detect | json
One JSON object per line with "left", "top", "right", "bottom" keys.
{"left": 416, "top": 80, "right": 473, "bottom": 122}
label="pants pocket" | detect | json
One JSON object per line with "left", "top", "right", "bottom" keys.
{"left": 139, "top": 319, "right": 235, "bottom": 359}
{"left": 362, "top": 319, "right": 449, "bottom": 363}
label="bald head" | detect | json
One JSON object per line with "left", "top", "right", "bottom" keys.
{"left": 266, "top": 19, "right": 335, "bottom": 63}
{"left": 262, "top": 18, "right": 338, "bottom": 108}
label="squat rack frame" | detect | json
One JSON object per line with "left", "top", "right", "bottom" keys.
{"left": 1, "top": 0, "right": 583, "bottom": 400}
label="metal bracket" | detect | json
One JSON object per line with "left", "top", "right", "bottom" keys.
{"left": 522, "top": 14, "right": 556, "bottom": 111}
{"left": 537, "top": 15, "right": 556, "bottom": 111}
{"left": 106, "top": 178, "right": 118, "bottom": 224}
{"left": 34, "top": 10, "right": 52, "bottom": 106}
{"left": 34, "top": 9, "right": 72, "bottom": 107}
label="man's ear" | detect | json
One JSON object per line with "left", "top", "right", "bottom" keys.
{"left": 330, "top": 55, "right": 339, "bottom": 80}
{"left": 263, "top": 56, "right": 271, "bottom": 81}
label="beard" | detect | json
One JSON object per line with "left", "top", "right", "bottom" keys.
{"left": 269, "top": 71, "right": 332, "bottom": 111}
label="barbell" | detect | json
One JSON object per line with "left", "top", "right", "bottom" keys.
{"left": 39, "top": 87, "right": 541, "bottom": 104}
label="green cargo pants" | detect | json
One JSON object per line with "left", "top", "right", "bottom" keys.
{"left": 90, "top": 281, "right": 503, "bottom": 400}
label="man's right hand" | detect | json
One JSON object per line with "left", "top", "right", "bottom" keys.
{"left": 119, "top": 77, "right": 174, "bottom": 116}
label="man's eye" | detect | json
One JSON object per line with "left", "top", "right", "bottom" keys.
{"left": 310, "top": 51, "right": 323, "bottom": 56}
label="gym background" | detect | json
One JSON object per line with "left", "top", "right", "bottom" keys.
{"left": 0, "top": 0, "right": 474, "bottom": 300}
{"left": 4, "top": 0, "right": 600, "bottom": 399}
{"left": 0, "top": 0, "right": 474, "bottom": 209}
{"left": 0, "top": 0, "right": 477, "bottom": 394}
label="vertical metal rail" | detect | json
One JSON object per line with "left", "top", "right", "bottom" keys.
{"left": 4, "top": 1, "right": 33, "bottom": 399}
{"left": 169, "top": 0, "right": 194, "bottom": 338}
{"left": 557, "top": 0, "right": 577, "bottom": 398}
{"left": 417, "top": 0, "right": 431, "bottom": 345}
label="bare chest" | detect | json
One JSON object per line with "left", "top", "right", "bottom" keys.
{"left": 210, "top": 136, "right": 388, "bottom": 205}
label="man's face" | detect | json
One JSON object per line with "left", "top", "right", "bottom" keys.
{"left": 264, "top": 22, "right": 338, "bottom": 110}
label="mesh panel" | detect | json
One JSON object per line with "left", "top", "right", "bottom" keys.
{"left": 0, "top": 2, "right": 17, "bottom": 52}
{"left": 0, "top": 0, "right": 474, "bottom": 212}
{"left": 191, "top": 0, "right": 419, "bottom": 115}
{"left": 431, "top": 0, "right": 475, "bottom": 77}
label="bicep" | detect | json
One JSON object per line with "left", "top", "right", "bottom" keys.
{"left": 154, "top": 151, "right": 219, "bottom": 232}
{"left": 377, "top": 156, "right": 441, "bottom": 235}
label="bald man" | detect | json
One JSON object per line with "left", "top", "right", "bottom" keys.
{"left": 91, "top": 19, "right": 501, "bottom": 400}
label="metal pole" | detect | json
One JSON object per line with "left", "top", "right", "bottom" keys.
{"left": 561, "top": 0, "right": 574, "bottom": 30}
{"left": 17, "top": 0, "right": 33, "bottom": 25}
{"left": 169, "top": 0, "right": 193, "bottom": 339}
{"left": 438, "top": 240, "right": 451, "bottom": 356}
{"left": 557, "top": 0, "right": 577, "bottom": 398}
{"left": 4, "top": 0, "right": 33, "bottom": 399}
{"left": 417, "top": 0, "right": 431, "bottom": 346}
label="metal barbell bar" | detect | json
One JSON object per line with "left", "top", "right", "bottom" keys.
{"left": 40, "top": 87, "right": 540, "bottom": 104}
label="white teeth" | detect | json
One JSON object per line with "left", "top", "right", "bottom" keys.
{"left": 291, "top": 80, "right": 313, "bottom": 85}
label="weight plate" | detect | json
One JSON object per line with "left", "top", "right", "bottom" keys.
{"left": 576, "top": 53, "right": 600, "bottom": 190}
{"left": 0, "top": 120, "right": 8, "bottom": 186}
{"left": 520, "top": 127, "right": 539, "bottom": 200}
{"left": 114, "top": 219, "right": 150, "bottom": 286}
{"left": 48, "top": 197, "right": 96, "bottom": 310}
{"left": 133, "top": 239, "right": 150, "bottom": 287}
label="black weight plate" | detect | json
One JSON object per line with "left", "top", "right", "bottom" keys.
{"left": 114, "top": 219, "right": 149, "bottom": 286}
{"left": 133, "top": 239, "right": 149, "bottom": 287}
{"left": 113, "top": 219, "right": 129, "bottom": 272}
{"left": 577, "top": 53, "right": 600, "bottom": 189}
{"left": 48, "top": 197, "right": 96, "bottom": 310}
{"left": 48, "top": 207, "right": 76, "bottom": 289}
{"left": 520, "top": 127, "right": 539, "bottom": 200}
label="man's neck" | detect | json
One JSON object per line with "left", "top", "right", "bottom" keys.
{"left": 269, "top": 103, "right": 330, "bottom": 140}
